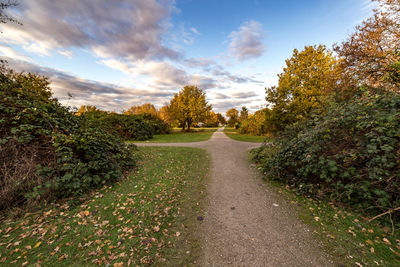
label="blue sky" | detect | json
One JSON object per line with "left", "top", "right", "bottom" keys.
{"left": 0, "top": 0, "right": 375, "bottom": 113}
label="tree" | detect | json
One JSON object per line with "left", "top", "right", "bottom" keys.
{"left": 76, "top": 105, "right": 102, "bottom": 116}
{"left": 239, "top": 109, "right": 268, "bottom": 136}
{"left": 226, "top": 108, "right": 239, "bottom": 127}
{"left": 159, "top": 105, "right": 171, "bottom": 122}
{"left": 334, "top": 0, "right": 400, "bottom": 92}
{"left": 216, "top": 113, "right": 226, "bottom": 125}
{"left": 265, "top": 45, "right": 340, "bottom": 131}
{"left": 202, "top": 111, "right": 226, "bottom": 127}
{"left": 203, "top": 111, "right": 219, "bottom": 127}
{"left": 168, "top": 85, "right": 211, "bottom": 131}
{"left": 239, "top": 106, "right": 249, "bottom": 122}
{"left": 125, "top": 103, "right": 159, "bottom": 117}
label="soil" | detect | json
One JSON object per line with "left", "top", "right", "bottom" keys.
{"left": 137, "top": 128, "right": 334, "bottom": 266}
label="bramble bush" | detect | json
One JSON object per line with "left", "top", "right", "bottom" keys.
{"left": 80, "top": 110, "right": 170, "bottom": 141}
{"left": 251, "top": 90, "right": 400, "bottom": 224}
{"left": 0, "top": 67, "right": 138, "bottom": 209}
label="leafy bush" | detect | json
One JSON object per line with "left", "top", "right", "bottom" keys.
{"left": 239, "top": 109, "right": 268, "bottom": 136}
{"left": 137, "top": 113, "right": 170, "bottom": 135}
{"left": 80, "top": 111, "right": 170, "bottom": 141}
{"left": 251, "top": 91, "right": 400, "bottom": 223}
{"left": 0, "top": 67, "right": 137, "bottom": 209}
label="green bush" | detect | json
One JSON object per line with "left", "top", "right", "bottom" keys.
{"left": 251, "top": 91, "right": 400, "bottom": 224}
{"left": 0, "top": 67, "right": 137, "bottom": 208}
{"left": 80, "top": 111, "right": 169, "bottom": 141}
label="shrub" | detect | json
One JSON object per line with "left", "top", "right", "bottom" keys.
{"left": 239, "top": 109, "right": 268, "bottom": 136}
{"left": 80, "top": 111, "right": 170, "bottom": 141}
{"left": 0, "top": 67, "right": 137, "bottom": 209}
{"left": 251, "top": 90, "right": 400, "bottom": 224}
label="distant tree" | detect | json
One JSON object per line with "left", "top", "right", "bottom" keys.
{"left": 334, "top": 0, "right": 400, "bottom": 92}
{"left": 265, "top": 45, "right": 340, "bottom": 131}
{"left": 239, "top": 106, "right": 248, "bottom": 122}
{"left": 125, "top": 103, "right": 159, "bottom": 117}
{"left": 203, "top": 111, "right": 219, "bottom": 127}
{"left": 239, "top": 109, "right": 268, "bottom": 136}
{"left": 168, "top": 85, "right": 211, "bottom": 131}
{"left": 226, "top": 108, "right": 239, "bottom": 127}
{"left": 159, "top": 105, "right": 170, "bottom": 122}
{"left": 216, "top": 113, "right": 227, "bottom": 125}
{"left": 76, "top": 105, "right": 102, "bottom": 116}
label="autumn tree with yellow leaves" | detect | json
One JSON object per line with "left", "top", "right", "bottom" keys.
{"left": 76, "top": 105, "right": 103, "bottom": 116}
{"left": 226, "top": 108, "right": 239, "bottom": 127}
{"left": 125, "top": 103, "right": 159, "bottom": 117}
{"left": 265, "top": 45, "right": 340, "bottom": 132}
{"left": 334, "top": 0, "right": 400, "bottom": 93}
{"left": 168, "top": 85, "right": 211, "bottom": 131}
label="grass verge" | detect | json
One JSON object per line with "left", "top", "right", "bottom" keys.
{"left": 0, "top": 146, "right": 209, "bottom": 266}
{"left": 223, "top": 127, "right": 267, "bottom": 142}
{"left": 249, "top": 151, "right": 400, "bottom": 266}
{"left": 132, "top": 127, "right": 218, "bottom": 143}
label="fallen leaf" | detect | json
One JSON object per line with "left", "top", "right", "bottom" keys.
{"left": 175, "top": 232, "right": 180, "bottom": 237}
{"left": 327, "top": 234, "right": 335, "bottom": 239}
{"left": 33, "top": 242, "right": 41, "bottom": 248}
{"left": 58, "top": 254, "right": 68, "bottom": 260}
{"left": 314, "top": 217, "right": 320, "bottom": 222}
{"left": 113, "top": 262, "right": 124, "bottom": 267}
{"left": 366, "top": 240, "right": 374, "bottom": 245}
{"left": 383, "top": 238, "right": 391, "bottom": 245}
{"left": 370, "top": 247, "right": 375, "bottom": 253}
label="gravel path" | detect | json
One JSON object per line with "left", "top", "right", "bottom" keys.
{"left": 137, "top": 128, "right": 333, "bottom": 266}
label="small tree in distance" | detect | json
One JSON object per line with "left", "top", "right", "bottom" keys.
{"left": 125, "top": 103, "right": 159, "bottom": 117}
{"left": 239, "top": 106, "right": 248, "bottom": 122}
{"left": 226, "top": 108, "right": 239, "bottom": 127}
{"left": 168, "top": 85, "right": 211, "bottom": 131}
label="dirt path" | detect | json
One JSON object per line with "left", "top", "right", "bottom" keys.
{"left": 137, "top": 128, "right": 333, "bottom": 266}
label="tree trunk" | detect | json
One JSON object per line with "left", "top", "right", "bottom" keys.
{"left": 182, "top": 120, "right": 186, "bottom": 131}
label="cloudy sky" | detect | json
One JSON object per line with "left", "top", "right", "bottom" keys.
{"left": 0, "top": 0, "right": 375, "bottom": 113}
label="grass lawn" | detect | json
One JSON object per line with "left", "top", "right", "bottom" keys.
{"left": 223, "top": 127, "right": 267, "bottom": 143}
{"left": 0, "top": 146, "right": 209, "bottom": 266}
{"left": 250, "top": 150, "right": 400, "bottom": 266}
{"left": 132, "top": 127, "right": 219, "bottom": 143}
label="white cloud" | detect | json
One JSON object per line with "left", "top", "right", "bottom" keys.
{"left": 191, "top": 27, "right": 201, "bottom": 35}
{"left": 0, "top": 2, "right": 269, "bottom": 113}
{"left": 58, "top": 50, "right": 74, "bottom": 58}
{"left": 1, "top": 0, "right": 179, "bottom": 61}
{"left": 0, "top": 45, "right": 31, "bottom": 62}
{"left": 23, "top": 43, "right": 51, "bottom": 56}
{"left": 229, "top": 20, "right": 266, "bottom": 61}
{"left": 4, "top": 57, "right": 174, "bottom": 111}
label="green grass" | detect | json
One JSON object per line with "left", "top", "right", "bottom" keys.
{"left": 250, "top": 151, "right": 400, "bottom": 266}
{"left": 0, "top": 146, "right": 209, "bottom": 266}
{"left": 223, "top": 127, "right": 267, "bottom": 142}
{"left": 132, "top": 127, "right": 219, "bottom": 143}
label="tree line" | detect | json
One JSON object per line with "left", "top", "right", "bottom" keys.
{"left": 78, "top": 85, "right": 227, "bottom": 132}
